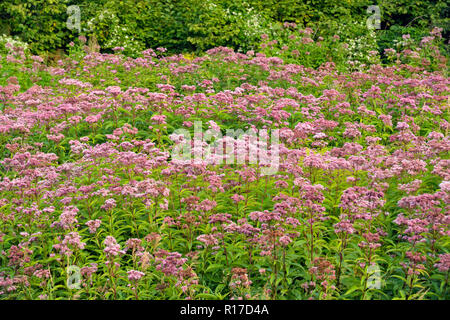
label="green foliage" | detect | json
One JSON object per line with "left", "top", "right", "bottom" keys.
{"left": 0, "top": 0, "right": 97, "bottom": 54}
{"left": 248, "top": 0, "right": 373, "bottom": 25}
{"left": 86, "top": 0, "right": 194, "bottom": 55}
{"left": 379, "top": 0, "right": 449, "bottom": 30}
{"left": 0, "top": 0, "right": 448, "bottom": 57}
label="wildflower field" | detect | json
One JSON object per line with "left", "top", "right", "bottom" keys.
{"left": 0, "top": 26, "right": 448, "bottom": 301}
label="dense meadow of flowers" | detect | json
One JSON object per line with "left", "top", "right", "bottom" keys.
{"left": 0, "top": 28, "right": 448, "bottom": 300}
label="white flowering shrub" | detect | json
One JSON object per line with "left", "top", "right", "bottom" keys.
{"left": 334, "top": 20, "right": 381, "bottom": 71}
{"left": 86, "top": 10, "right": 145, "bottom": 56}
{"left": 187, "top": 0, "right": 273, "bottom": 51}
{"left": 0, "top": 35, "right": 29, "bottom": 55}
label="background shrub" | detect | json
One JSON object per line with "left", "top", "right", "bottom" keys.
{"left": 0, "top": 0, "right": 448, "bottom": 61}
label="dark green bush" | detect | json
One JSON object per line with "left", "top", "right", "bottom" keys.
{"left": 87, "top": 0, "right": 194, "bottom": 55}
{"left": 379, "top": 0, "right": 449, "bottom": 31}
{"left": 0, "top": 0, "right": 70, "bottom": 53}
{"left": 247, "top": 0, "right": 373, "bottom": 25}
